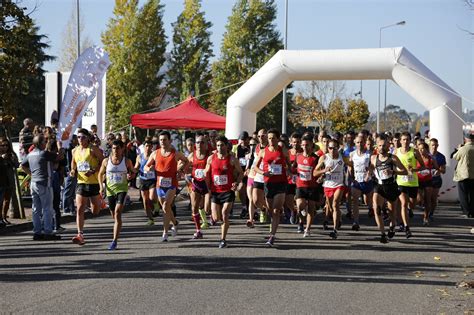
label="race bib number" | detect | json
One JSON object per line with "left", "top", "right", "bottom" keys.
{"left": 419, "top": 169, "right": 431, "bottom": 176}
{"left": 213, "top": 174, "right": 228, "bottom": 186}
{"left": 400, "top": 174, "right": 414, "bottom": 182}
{"left": 77, "top": 161, "right": 90, "bottom": 172}
{"left": 299, "top": 171, "right": 312, "bottom": 181}
{"left": 431, "top": 169, "right": 439, "bottom": 177}
{"left": 355, "top": 172, "right": 365, "bottom": 183}
{"left": 194, "top": 168, "right": 205, "bottom": 179}
{"left": 270, "top": 164, "right": 282, "bottom": 175}
{"left": 159, "top": 177, "right": 172, "bottom": 188}
{"left": 380, "top": 169, "right": 392, "bottom": 180}
{"left": 239, "top": 158, "right": 247, "bottom": 167}
{"left": 326, "top": 174, "right": 341, "bottom": 182}
{"left": 108, "top": 173, "right": 125, "bottom": 184}
{"left": 144, "top": 171, "right": 155, "bottom": 179}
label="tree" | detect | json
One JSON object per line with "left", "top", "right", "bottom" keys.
{"left": 328, "top": 98, "right": 370, "bottom": 133}
{"left": 367, "top": 104, "right": 412, "bottom": 133}
{"left": 102, "top": 0, "right": 167, "bottom": 130}
{"left": 168, "top": 0, "right": 213, "bottom": 105}
{"left": 57, "top": 6, "right": 94, "bottom": 71}
{"left": 0, "top": 1, "right": 54, "bottom": 134}
{"left": 210, "top": 0, "right": 286, "bottom": 131}
{"left": 289, "top": 80, "right": 346, "bottom": 131}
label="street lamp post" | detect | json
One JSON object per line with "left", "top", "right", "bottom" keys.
{"left": 281, "top": 0, "right": 288, "bottom": 134}
{"left": 377, "top": 20, "right": 406, "bottom": 133}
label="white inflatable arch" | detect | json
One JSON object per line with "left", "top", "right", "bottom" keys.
{"left": 225, "top": 47, "right": 462, "bottom": 201}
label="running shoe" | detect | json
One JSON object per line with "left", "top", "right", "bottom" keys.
{"left": 171, "top": 225, "right": 178, "bottom": 237}
{"left": 219, "top": 239, "right": 227, "bottom": 248}
{"left": 246, "top": 220, "right": 255, "bottom": 228}
{"left": 388, "top": 226, "right": 395, "bottom": 239}
{"left": 239, "top": 207, "right": 248, "bottom": 219}
{"left": 329, "top": 230, "right": 338, "bottom": 239}
{"left": 33, "top": 233, "right": 43, "bottom": 241}
{"left": 210, "top": 217, "right": 217, "bottom": 226}
{"left": 398, "top": 223, "right": 405, "bottom": 232}
{"left": 408, "top": 208, "right": 414, "bottom": 218}
{"left": 265, "top": 235, "right": 275, "bottom": 247}
{"left": 380, "top": 233, "right": 388, "bottom": 244}
{"left": 72, "top": 233, "right": 85, "bottom": 245}
{"left": 422, "top": 219, "right": 429, "bottom": 226}
{"left": 303, "top": 230, "right": 311, "bottom": 238}
{"left": 289, "top": 212, "right": 296, "bottom": 224}
{"left": 56, "top": 226, "right": 66, "bottom": 233}
{"left": 44, "top": 234, "right": 61, "bottom": 241}
{"left": 162, "top": 233, "right": 168, "bottom": 242}
{"left": 108, "top": 240, "right": 117, "bottom": 250}
{"left": 297, "top": 223, "right": 304, "bottom": 233}
{"left": 336, "top": 220, "right": 342, "bottom": 229}
{"left": 405, "top": 228, "right": 412, "bottom": 239}
{"left": 146, "top": 218, "right": 155, "bottom": 226}
{"left": 193, "top": 231, "right": 203, "bottom": 239}
{"left": 259, "top": 211, "right": 267, "bottom": 224}
{"left": 351, "top": 223, "right": 360, "bottom": 231}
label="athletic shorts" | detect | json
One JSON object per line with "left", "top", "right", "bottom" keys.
{"left": 374, "top": 182, "right": 400, "bottom": 202}
{"left": 156, "top": 186, "right": 176, "bottom": 198}
{"left": 76, "top": 184, "right": 100, "bottom": 197}
{"left": 286, "top": 184, "right": 296, "bottom": 195}
{"left": 295, "top": 187, "right": 320, "bottom": 202}
{"left": 351, "top": 180, "right": 374, "bottom": 195}
{"left": 107, "top": 192, "right": 127, "bottom": 210}
{"left": 138, "top": 178, "right": 156, "bottom": 191}
{"left": 398, "top": 185, "right": 418, "bottom": 199}
{"left": 211, "top": 191, "right": 235, "bottom": 205}
{"left": 264, "top": 182, "right": 287, "bottom": 199}
{"left": 432, "top": 176, "right": 442, "bottom": 189}
{"left": 241, "top": 176, "right": 248, "bottom": 186}
{"left": 419, "top": 180, "right": 433, "bottom": 189}
{"left": 323, "top": 186, "right": 347, "bottom": 199}
{"left": 192, "top": 180, "right": 209, "bottom": 195}
{"left": 253, "top": 181, "right": 264, "bottom": 190}
{"left": 247, "top": 177, "right": 254, "bottom": 187}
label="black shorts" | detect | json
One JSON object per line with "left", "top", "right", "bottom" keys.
{"left": 419, "top": 180, "right": 433, "bottom": 189}
{"left": 76, "top": 184, "right": 100, "bottom": 197}
{"left": 211, "top": 191, "right": 235, "bottom": 205}
{"left": 264, "top": 182, "right": 287, "bottom": 199}
{"left": 138, "top": 178, "right": 156, "bottom": 191}
{"left": 374, "top": 182, "right": 400, "bottom": 202}
{"left": 107, "top": 192, "right": 127, "bottom": 210}
{"left": 398, "top": 185, "right": 418, "bottom": 199}
{"left": 192, "top": 180, "right": 209, "bottom": 195}
{"left": 286, "top": 184, "right": 296, "bottom": 195}
{"left": 252, "top": 181, "right": 264, "bottom": 190}
{"left": 295, "top": 187, "right": 320, "bottom": 202}
{"left": 432, "top": 177, "right": 442, "bottom": 189}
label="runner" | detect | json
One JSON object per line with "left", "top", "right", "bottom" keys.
{"left": 416, "top": 142, "right": 439, "bottom": 226}
{"left": 134, "top": 140, "right": 157, "bottom": 226}
{"left": 370, "top": 134, "right": 408, "bottom": 243}
{"left": 70, "top": 128, "right": 104, "bottom": 245}
{"left": 233, "top": 131, "right": 251, "bottom": 219}
{"left": 428, "top": 138, "right": 446, "bottom": 220}
{"left": 245, "top": 137, "right": 259, "bottom": 227}
{"left": 204, "top": 136, "right": 243, "bottom": 248}
{"left": 187, "top": 133, "right": 210, "bottom": 239}
{"left": 286, "top": 133, "right": 302, "bottom": 226}
{"left": 145, "top": 131, "right": 188, "bottom": 242}
{"left": 252, "top": 129, "right": 269, "bottom": 224}
{"left": 396, "top": 132, "right": 425, "bottom": 237}
{"left": 98, "top": 140, "right": 136, "bottom": 250}
{"left": 295, "top": 136, "right": 321, "bottom": 237}
{"left": 254, "top": 128, "right": 291, "bottom": 247}
{"left": 314, "top": 139, "right": 348, "bottom": 239}
{"left": 348, "top": 135, "right": 374, "bottom": 231}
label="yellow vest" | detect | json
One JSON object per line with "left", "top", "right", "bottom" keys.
{"left": 74, "top": 146, "right": 100, "bottom": 184}
{"left": 396, "top": 147, "right": 418, "bottom": 187}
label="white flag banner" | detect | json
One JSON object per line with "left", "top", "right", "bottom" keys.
{"left": 57, "top": 46, "right": 110, "bottom": 147}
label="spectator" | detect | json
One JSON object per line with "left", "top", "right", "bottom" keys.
{"left": 90, "top": 124, "right": 98, "bottom": 137}
{"left": 103, "top": 133, "right": 115, "bottom": 158}
{"left": 21, "top": 135, "right": 63, "bottom": 240}
{"left": 45, "top": 129, "right": 65, "bottom": 232}
{"left": 0, "top": 137, "right": 19, "bottom": 226}
{"left": 452, "top": 130, "right": 474, "bottom": 218}
{"left": 63, "top": 135, "right": 78, "bottom": 215}
{"left": 19, "top": 118, "right": 34, "bottom": 159}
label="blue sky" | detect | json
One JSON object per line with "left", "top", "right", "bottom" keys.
{"left": 24, "top": 0, "right": 473, "bottom": 116}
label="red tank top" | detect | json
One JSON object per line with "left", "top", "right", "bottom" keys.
{"left": 417, "top": 156, "right": 433, "bottom": 182}
{"left": 192, "top": 151, "right": 208, "bottom": 182}
{"left": 210, "top": 153, "right": 234, "bottom": 193}
{"left": 287, "top": 149, "right": 301, "bottom": 184}
{"left": 155, "top": 148, "right": 178, "bottom": 187}
{"left": 263, "top": 146, "right": 287, "bottom": 183}
{"left": 296, "top": 153, "right": 318, "bottom": 188}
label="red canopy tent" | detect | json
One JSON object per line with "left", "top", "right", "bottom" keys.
{"left": 130, "top": 96, "right": 226, "bottom": 130}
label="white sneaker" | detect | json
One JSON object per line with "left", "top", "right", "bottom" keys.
{"left": 171, "top": 225, "right": 178, "bottom": 237}
{"left": 303, "top": 230, "right": 311, "bottom": 238}
{"left": 161, "top": 233, "right": 168, "bottom": 242}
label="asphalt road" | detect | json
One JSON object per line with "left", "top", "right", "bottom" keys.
{"left": 1, "top": 200, "right": 473, "bottom": 314}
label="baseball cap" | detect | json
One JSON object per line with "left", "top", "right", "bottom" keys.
{"left": 239, "top": 131, "right": 249, "bottom": 140}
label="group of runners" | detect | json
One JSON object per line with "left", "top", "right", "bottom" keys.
{"left": 69, "top": 127, "right": 447, "bottom": 249}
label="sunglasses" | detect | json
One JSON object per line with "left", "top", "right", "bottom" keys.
{"left": 328, "top": 147, "right": 335, "bottom": 150}
{"left": 195, "top": 141, "right": 204, "bottom": 144}
{"left": 77, "top": 135, "right": 88, "bottom": 139}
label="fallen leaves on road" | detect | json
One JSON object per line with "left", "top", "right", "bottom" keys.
{"left": 436, "top": 289, "right": 451, "bottom": 296}
{"left": 456, "top": 281, "right": 474, "bottom": 289}
{"left": 434, "top": 256, "right": 441, "bottom": 261}
{"left": 413, "top": 271, "right": 424, "bottom": 278}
